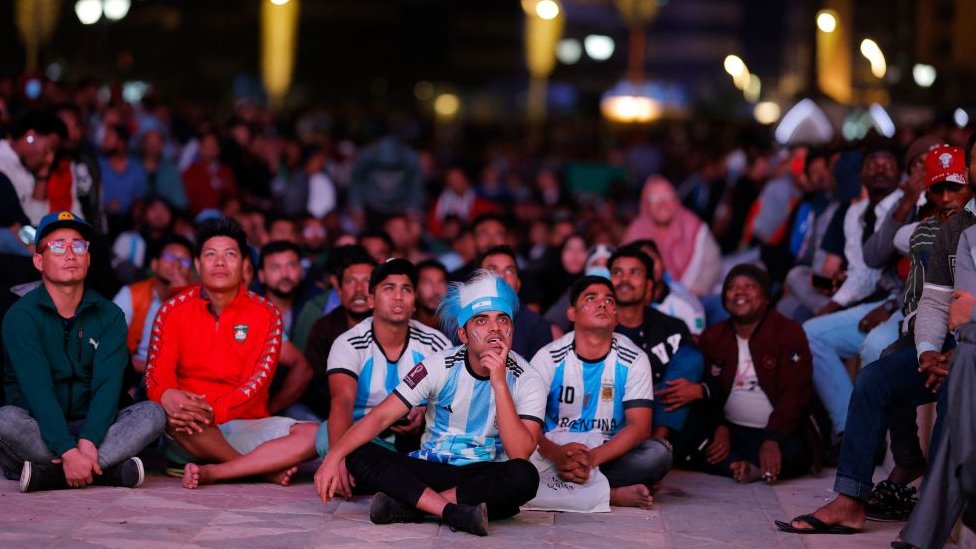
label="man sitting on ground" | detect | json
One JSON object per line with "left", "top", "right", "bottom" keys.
{"left": 315, "top": 271, "right": 546, "bottom": 536}
{"left": 0, "top": 211, "right": 166, "bottom": 492}
{"left": 318, "top": 258, "right": 451, "bottom": 497}
{"left": 531, "top": 275, "right": 672, "bottom": 509}
{"left": 146, "top": 216, "right": 317, "bottom": 489}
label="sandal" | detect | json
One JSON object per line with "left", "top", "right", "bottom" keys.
{"left": 774, "top": 514, "right": 860, "bottom": 535}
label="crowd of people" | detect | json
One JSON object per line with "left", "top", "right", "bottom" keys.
{"left": 0, "top": 80, "right": 974, "bottom": 546}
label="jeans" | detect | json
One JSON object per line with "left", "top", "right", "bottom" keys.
{"left": 833, "top": 345, "right": 942, "bottom": 501}
{"left": 0, "top": 401, "right": 166, "bottom": 478}
{"left": 803, "top": 301, "right": 902, "bottom": 434}
{"left": 600, "top": 438, "right": 673, "bottom": 487}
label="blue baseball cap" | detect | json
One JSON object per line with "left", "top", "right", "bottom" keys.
{"left": 35, "top": 211, "right": 94, "bottom": 245}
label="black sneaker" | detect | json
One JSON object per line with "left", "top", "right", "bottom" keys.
{"left": 19, "top": 461, "right": 68, "bottom": 493}
{"left": 369, "top": 492, "right": 426, "bottom": 524}
{"left": 866, "top": 480, "right": 918, "bottom": 522}
{"left": 96, "top": 457, "right": 145, "bottom": 488}
{"left": 443, "top": 502, "right": 489, "bottom": 537}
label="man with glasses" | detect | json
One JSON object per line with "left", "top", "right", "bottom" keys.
{"left": 113, "top": 236, "right": 196, "bottom": 384}
{"left": 0, "top": 211, "right": 166, "bottom": 492}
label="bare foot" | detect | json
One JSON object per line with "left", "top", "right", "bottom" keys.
{"left": 730, "top": 461, "right": 761, "bottom": 484}
{"left": 263, "top": 466, "right": 298, "bottom": 486}
{"left": 182, "top": 463, "right": 212, "bottom": 489}
{"left": 610, "top": 484, "right": 654, "bottom": 509}
{"left": 790, "top": 495, "right": 866, "bottom": 531}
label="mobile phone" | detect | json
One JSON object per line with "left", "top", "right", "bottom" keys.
{"left": 393, "top": 417, "right": 410, "bottom": 426}
{"left": 811, "top": 274, "right": 834, "bottom": 291}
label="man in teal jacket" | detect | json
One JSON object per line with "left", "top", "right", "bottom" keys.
{"left": 0, "top": 211, "right": 166, "bottom": 492}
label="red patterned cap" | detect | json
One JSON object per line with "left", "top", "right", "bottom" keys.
{"left": 925, "top": 145, "right": 967, "bottom": 188}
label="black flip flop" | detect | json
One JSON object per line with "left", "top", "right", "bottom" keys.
{"left": 774, "top": 514, "right": 860, "bottom": 535}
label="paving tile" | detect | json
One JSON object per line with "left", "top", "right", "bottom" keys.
{"left": 1, "top": 467, "right": 969, "bottom": 547}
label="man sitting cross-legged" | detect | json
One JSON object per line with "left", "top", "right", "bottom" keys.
{"left": 317, "top": 257, "right": 452, "bottom": 497}
{"left": 315, "top": 271, "right": 546, "bottom": 536}
{"left": 145, "top": 216, "right": 317, "bottom": 488}
{"left": 1, "top": 211, "right": 166, "bottom": 492}
{"left": 531, "top": 275, "right": 672, "bottom": 510}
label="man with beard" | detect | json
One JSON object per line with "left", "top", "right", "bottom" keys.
{"left": 258, "top": 241, "right": 306, "bottom": 338}
{"left": 302, "top": 247, "right": 379, "bottom": 420}
{"left": 531, "top": 276, "right": 670, "bottom": 509}
{"left": 803, "top": 145, "right": 907, "bottom": 442}
{"left": 608, "top": 246, "right": 703, "bottom": 444}
{"left": 414, "top": 259, "right": 449, "bottom": 336}
{"left": 317, "top": 259, "right": 451, "bottom": 498}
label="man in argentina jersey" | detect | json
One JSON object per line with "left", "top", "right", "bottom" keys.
{"left": 532, "top": 276, "right": 671, "bottom": 510}
{"left": 314, "top": 271, "right": 545, "bottom": 536}
{"left": 318, "top": 259, "right": 450, "bottom": 497}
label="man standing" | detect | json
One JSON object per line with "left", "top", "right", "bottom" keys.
{"left": 315, "top": 271, "right": 546, "bottom": 536}
{"left": 146, "top": 217, "right": 317, "bottom": 488}
{"left": 608, "top": 245, "right": 703, "bottom": 442}
{"left": 318, "top": 258, "right": 451, "bottom": 496}
{"left": 0, "top": 211, "right": 165, "bottom": 491}
{"left": 532, "top": 275, "right": 671, "bottom": 509}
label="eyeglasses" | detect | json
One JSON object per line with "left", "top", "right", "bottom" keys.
{"left": 162, "top": 252, "right": 193, "bottom": 268}
{"left": 46, "top": 239, "right": 90, "bottom": 255}
{"left": 930, "top": 182, "right": 968, "bottom": 195}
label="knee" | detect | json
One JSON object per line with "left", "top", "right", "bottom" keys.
{"left": 503, "top": 458, "right": 540, "bottom": 500}
{"left": 0, "top": 406, "right": 32, "bottom": 435}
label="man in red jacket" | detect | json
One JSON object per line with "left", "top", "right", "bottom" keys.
{"left": 697, "top": 264, "right": 818, "bottom": 483}
{"left": 145, "top": 216, "right": 316, "bottom": 488}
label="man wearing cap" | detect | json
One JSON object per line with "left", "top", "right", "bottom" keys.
{"left": 776, "top": 144, "right": 973, "bottom": 535}
{"left": 700, "top": 264, "right": 817, "bottom": 485}
{"left": 145, "top": 216, "right": 318, "bottom": 489}
{"left": 315, "top": 271, "right": 546, "bottom": 536}
{"left": 0, "top": 211, "right": 166, "bottom": 492}
{"left": 531, "top": 275, "right": 671, "bottom": 510}
{"left": 317, "top": 258, "right": 451, "bottom": 498}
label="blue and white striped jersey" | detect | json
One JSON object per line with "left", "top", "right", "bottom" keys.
{"left": 393, "top": 346, "right": 547, "bottom": 466}
{"left": 530, "top": 332, "right": 653, "bottom": 441}
{"left": 326, "top": 318, "right": 450, "bottom": 421}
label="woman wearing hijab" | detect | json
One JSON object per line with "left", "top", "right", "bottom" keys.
{"left": 623, "top": 176, "right": 721, "bottom": 297}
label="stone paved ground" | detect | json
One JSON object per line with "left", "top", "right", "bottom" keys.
{"left": 0, "top": 464, "right": 970, "bottom": 548}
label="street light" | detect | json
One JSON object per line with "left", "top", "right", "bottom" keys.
{"left": 860, "top": 38, "right": 886, "bottom": 79}
{"left": 912, "top": 64, "right": 936, "bottom": 88}
{"left": 723, "top": 54, "right": 749, "bottom": 90}
{"left": 556, "top": 38, "right": 582, "bottom": 64}
{"left": 102, "top": 0, "right": 130, "bottom": 21}
{"left": 75, "top": 0, "right": 102, "bottom": 25}
{"left": 816, "top": 10, "right": 837, "bottom": 33}
{"left": 584, "top": 35, "right": 615, "bottom": 61}
{"left": 75, "top": 0, "right": 131, "bottom": 24}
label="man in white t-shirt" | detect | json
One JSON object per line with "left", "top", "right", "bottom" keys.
{"left": 314, "top": 271, "right": 546, "bottom": 536}
{"left": 532, "top": 275, "right": 672, "bottom": 509}
{"left": 317, "top": 258, "right": 451, "bottom": 497}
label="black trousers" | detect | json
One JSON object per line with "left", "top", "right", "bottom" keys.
{"left": 346, "top": 442, "right": 539, "bottom": 520}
